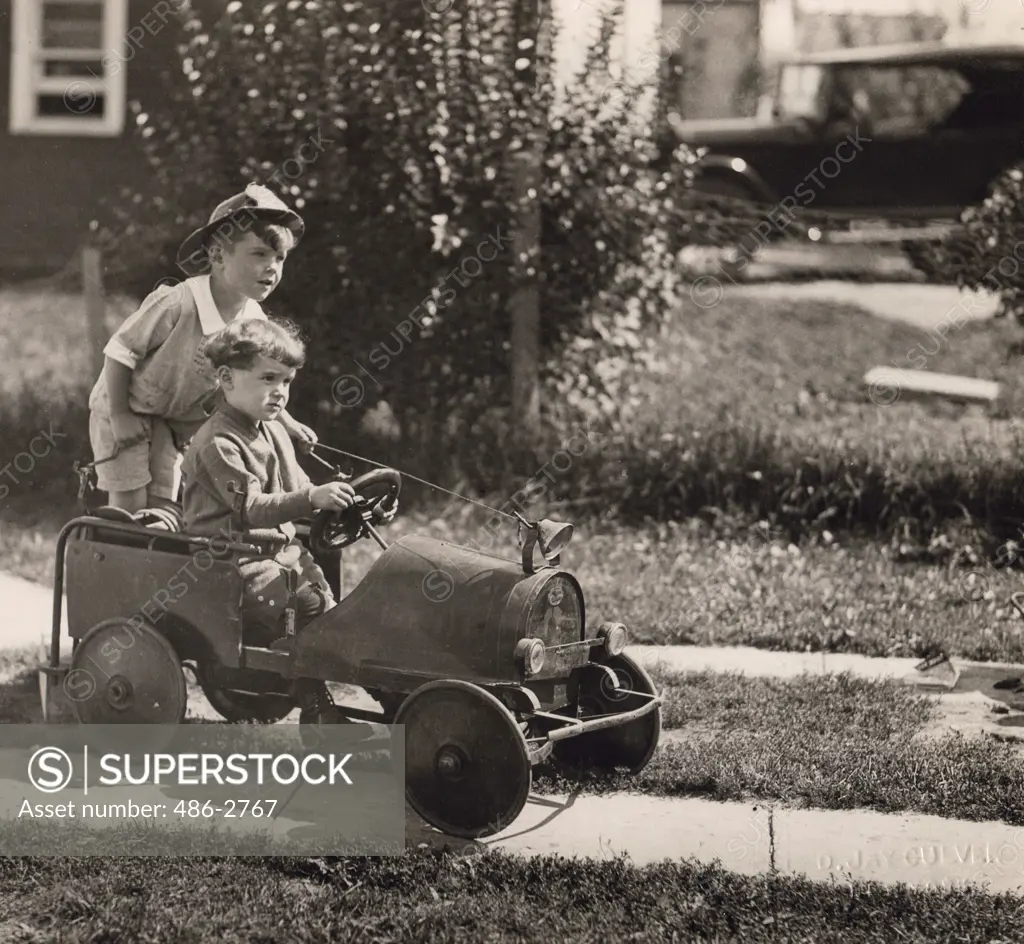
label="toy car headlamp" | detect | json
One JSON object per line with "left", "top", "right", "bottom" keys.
{"left": 597, "top": 622, "right": 628, "bottom": 656}
{"left": 515, "top": 638, "right": 547, "bottom": 676}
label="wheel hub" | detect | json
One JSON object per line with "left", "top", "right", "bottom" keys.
{"left": 106, "top": 676, "right": 133, "bottom": 710}
{"left": 435, "top": 745, "right": 467, "bottom": 780}
{"left": 69, "top": 618, "right": 186, "bottom": 727}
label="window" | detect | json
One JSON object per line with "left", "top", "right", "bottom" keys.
{"left": 9, "top": 0, "right": 128, "bottom": 136}
{"left": 776, "top": 64, "right": 826, "bottom": 121}
{"left": 830, "top": 65, "right": 970, "bottom": 137}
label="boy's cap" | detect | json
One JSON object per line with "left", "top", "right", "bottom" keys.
{"left": 176, "top": 183, "right": 305, "bottom": 275}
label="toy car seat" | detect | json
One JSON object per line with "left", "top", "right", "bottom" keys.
{"left": 132, "top": 505, "right": 185, "bottom": 532}
{"left": 78, "top": 504, "right": 186, "bottom": 553}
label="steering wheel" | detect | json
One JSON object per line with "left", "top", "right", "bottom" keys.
{"left": 308, "top": 468, "right": 401, "bottom": 553}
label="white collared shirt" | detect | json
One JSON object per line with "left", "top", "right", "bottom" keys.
{"left": 89, "top": 276, "right": 268, "bottom": 429}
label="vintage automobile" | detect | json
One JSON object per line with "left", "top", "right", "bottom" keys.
{"left": 667, "top": 40, "right": 1024, "bottom": 255}
{"left": 39, "top": 458, "right": 662, "bottom": 839}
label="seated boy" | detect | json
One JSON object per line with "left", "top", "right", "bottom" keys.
{"left": 181, "top": 316, "right": 361, "bottom": 728}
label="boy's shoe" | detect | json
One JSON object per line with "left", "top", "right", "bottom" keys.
{"left": 300, "top": 705, "right": 375, "bottom": 739}
{"left": 295, "top": 681, "right": 374, "bottom": 744}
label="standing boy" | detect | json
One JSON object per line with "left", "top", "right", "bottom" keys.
{"left": 88, "top": 184, "right": 317, "bottom": 512}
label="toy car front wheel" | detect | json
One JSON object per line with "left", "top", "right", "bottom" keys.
{"left": 68, "top": 618, "right": 187, "bottom": 725}
{"left": 554, "top": 653, "right": 661, "bottom": 774}
{"left": 394, "top": 679, "right": 531, "bottom": 839}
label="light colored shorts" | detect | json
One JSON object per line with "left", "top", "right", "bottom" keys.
{"left": 88, "top": 410, "right": 184, "bottom": 501}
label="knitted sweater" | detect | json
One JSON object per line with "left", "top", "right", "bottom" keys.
{"left": 182, "top": 401, "right": 320, "bottom": 608}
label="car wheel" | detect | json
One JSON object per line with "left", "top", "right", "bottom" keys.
{"left": 692, "top": 175, "right": 760, "bottom": 205}
{"left": 690, "top": 175, "right": 781, "bottom": 261}
{"left": 200, "top": 687, "right": 296, "bottom": 724}
{"left": 395, "top": 679, "right": 531, "bottom": 839}
{"left": 66, "top": 618, "right": 187, "bottom": 754}
{"left": 553, "top": 653, "right": 662, "bottom": 774}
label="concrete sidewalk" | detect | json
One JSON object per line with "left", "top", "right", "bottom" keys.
{"left": 0, "top": 571, "right": 65, "bottom": 657}
{"left": 731, "top": 280, "right": 1000, "bottom": 332}
{"left": 479, "top": 793, "right": 1024, "bottom": 896}
{"left": 627, "top": 644, "right": 919, "bottom": 680}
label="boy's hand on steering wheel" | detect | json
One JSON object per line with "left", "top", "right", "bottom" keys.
{"left": 310, "top": 480, "right": 357, "bottom": 512}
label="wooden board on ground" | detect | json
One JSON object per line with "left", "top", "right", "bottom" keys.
{"left": 864, "top": 366, "right": 1000, "bottom": 404}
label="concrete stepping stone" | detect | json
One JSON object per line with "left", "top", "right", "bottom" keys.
{"left": 481, "top": 793, "right": 1024, "bottom": 896}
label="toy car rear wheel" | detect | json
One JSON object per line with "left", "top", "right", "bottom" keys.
{"left": 554, "top": 653, "right": 661, "bottom": 774}
{"left": 68, "top": 617, "right": 187, "bottom": 725}
{"left": 394, "top": 679, "right": 531, "bottom": 839}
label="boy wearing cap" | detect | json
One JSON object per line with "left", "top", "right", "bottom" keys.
{"left": 87, "top": 184, "right": 317, "bottom": 512}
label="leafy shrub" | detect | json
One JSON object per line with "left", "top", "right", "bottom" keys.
{"left": 948, "top": 163, "right": 1024, "bottom": 319}
{"left": 507, "top": 293, "right": 1024, "bottom": 547}
{"left": 93, "top": 0, "right": 699, "bottom": 490}
{"left": 561, "top": 413, "right": 1024, "bottom": 545}
{"left": 906, "top": 164, "right": 1024, "bottom": 307}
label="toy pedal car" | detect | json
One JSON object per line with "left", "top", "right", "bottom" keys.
{"left": 39, "top": 466, "right": 663, "bottom": 839}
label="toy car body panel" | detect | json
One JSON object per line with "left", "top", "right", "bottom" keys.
{"left": 42, "top": 499, "right": 659, "bottom": 736}
{"left": 64, "top": 533, "right": 244, "bottom": 668}
{"left": 669, "top": 41, "right": 1024, "bottom": 224}
{"left": 289, "top": 534, "right": 589, "bottom": 689}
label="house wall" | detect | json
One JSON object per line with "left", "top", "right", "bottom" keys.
{"left": 795, "top": 0, "right": 1011, "bottom": 35}
{"left": 781, "top": 0, "right": 1022, "bottom": 55}
{"left": 664, "top": 0, "right": 761, "bottom": 119}
{"left": 796, "top": 9, "right": 947, "bottom": 53}
{"left": 665, "top": 0, "right": 1023, "bottom": 121}
{"left": 0, "top": 0, "right": 185, "bottom": 275}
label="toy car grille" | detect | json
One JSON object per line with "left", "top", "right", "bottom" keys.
{"left": 526, "top": 576, "right": 582, "bottom": 647}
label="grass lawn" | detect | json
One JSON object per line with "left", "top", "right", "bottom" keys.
{"left": 1, "top": 850, "right": 1023, "bottom": 943}
{"left": 7, "top": 284, "right": 1024, "bottom": 545}
{"left": 571, "top": 289, "right": 1024, "bottom": 541}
